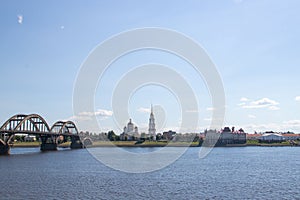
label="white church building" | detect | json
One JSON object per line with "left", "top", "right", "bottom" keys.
{"left": 119, "top": 105, "right": 156, "bottom": 141}
{"left": 120, "top": 119, "right": 139, "bottom": 141}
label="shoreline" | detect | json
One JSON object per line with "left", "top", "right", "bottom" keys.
{"left": 10, "top": 141, "right": 299, "bottom": 148}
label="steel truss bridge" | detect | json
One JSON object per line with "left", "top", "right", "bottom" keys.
{"left": 0, "top": 114, "right": 83, "bottom": 155}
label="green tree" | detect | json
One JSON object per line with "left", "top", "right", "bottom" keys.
{"left": 198, "top": 137, "right": 204, "bottom": 146}
{"left": 107, "top": 130, "right": 116, "bottom": 141}
{"left": 14, "top": 135, "right": 21, "bottom": 141}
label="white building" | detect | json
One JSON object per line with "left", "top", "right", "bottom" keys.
{"left": 120, "top": 119, "right": 139, "bottom": 140}
{"left": 204, "top": 127, "right": 246, "bottom": 146}
{"left": 259, "top": 133, "right": 285, "bottom": 142}
{"left": 148, "top": 105, "right": 156, "bottom": 141}
{"left": 282, "top": 134, "right": 300, "bottom": 140}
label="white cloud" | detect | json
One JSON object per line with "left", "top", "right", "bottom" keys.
{"left": 238, "top": 97, "right": 249, "bottom": 106}
{"left": 96, "top": 109, "right": 113, "bottom": 117}
{"left": 137, "top": 107, "right": 151, "bottom": 113}
{"left": 240, "top": 97, "right": 249, "bottom": 102}
{"left": 67, "top": 109, "right": 113, "bottom": 121}
{"left": 240, "top": 97, "right": 279, "bottom": 110}
{"left": 79, "top": 109, "right": 113, "bottom": 117}
{"left": 67, "top": 115, "right": 92, "bottom": 121}
{"left": 60, "top": 25, "right": 65, "bottom": 30}
{"left": 241, "top": 120, "right": 300, "bottom": 133}
{"left": 248, "top": 114, "right": 256, "bottom": 119}
{"left": 17, "top": 15, "right": 23, "bottom": 24}
{"left": 295, "top": 96, "right": 300, "bottom": 101}
{"left": 242, "top": 123, "right": 280, "bottom": 133}
{"left": 283, "top": 120, "right": 300, "bottom": 126}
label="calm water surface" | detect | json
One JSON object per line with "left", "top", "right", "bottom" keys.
{"left": 0, "top": 147, "right": 299, "bottom": 199}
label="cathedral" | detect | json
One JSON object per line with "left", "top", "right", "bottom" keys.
{"left": 120, "top": 119, "right": 139, "bottom": 141}
{"left": 119, "top": 105, "right": 156, "bottom": 141}
{"left": 148, "top": 105, "right": 156, "bottom": 140}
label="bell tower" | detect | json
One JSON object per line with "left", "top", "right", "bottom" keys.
{"left": 148, "top": 104, "right": 156, "bottom": 141}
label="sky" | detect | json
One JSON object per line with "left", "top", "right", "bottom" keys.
{"left": 1, "top": 0, "right": 300, "bottom": 134}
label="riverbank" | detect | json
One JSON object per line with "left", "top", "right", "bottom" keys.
{"left": 11, "top": 141, "right": 299, "bottom": 148}
{"left": 12, "top": 142, "right": 70, "bottom": 148}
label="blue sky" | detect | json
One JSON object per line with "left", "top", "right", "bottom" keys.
{"left": 1, "top": 0, "right": 300, "bottom": 133}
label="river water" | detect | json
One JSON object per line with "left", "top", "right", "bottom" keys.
{"left": 0, "top": 147, "right": 299, "bottom": 199}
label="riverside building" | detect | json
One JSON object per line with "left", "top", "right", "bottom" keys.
{"left": 204, "top": 127, "right": 246, "bottom": 146}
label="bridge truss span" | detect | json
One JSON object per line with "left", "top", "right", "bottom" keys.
{"left": 0, "top": 114, "right": 83, "bottom": 155}
{"left": 50, "top": 121, "right": 79, "bottom": 135}
{"left": 0, "top": 114, "right": 50, "bottom": 134}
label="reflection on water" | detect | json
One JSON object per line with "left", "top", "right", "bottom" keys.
{"left": 10, "top": 147, "right": 72, "bottom": 155}
{"left": 10, "top": 147, "right": 41, "bottom": 155}
{"left": 1, "top": 147, "right": 300, "bottom": 199}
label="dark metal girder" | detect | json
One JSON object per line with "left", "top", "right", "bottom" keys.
{"left": 0, "top": 114, "right": 79, "bottom": 137}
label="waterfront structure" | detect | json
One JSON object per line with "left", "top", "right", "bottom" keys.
{"left": 162, "top": 130, "right": 176, "bottom": 140}
{"left": 148, "top": 105, "right": 156, "bottom": 141}
{"left": 204, "top": 127, "right": 246, "bottom": 146}
{"left": 120, "top": 119, "right": 139, "bottom": 141}
{"left": 258, "top": 132, "right": 285, "bottom": 143}
{"left": 281, "top": 133, "right": 300, "bottom": 140}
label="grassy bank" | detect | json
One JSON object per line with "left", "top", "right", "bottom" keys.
{"left": 246, "top": 140, "right": 297, "bottom": 146}
{"left": 12, "top": 141, "right": 40, "bottom": 147}
{"left": 12, "top": 141, "right": 71, "bottom": 148}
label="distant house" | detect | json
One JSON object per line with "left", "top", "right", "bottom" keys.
{"left": 162, "top": 130, "right": 176, "bottom": 140}
{"left": 219, "top": 127, "right": 246, "bottom": 145}
{"left": 24, "top": 135, "right": 36, "bottom": 142}
{"left": 258, "top": 133, "right": 285, "bottom": 143}
{"left": 281, "top": 134, "right": 300, "bottom": 140}
{"left": 247, "top": 134, "right": 262, "bottom": 140}
{"left": 204, "top": 127, "right": 246, "bottom": 146}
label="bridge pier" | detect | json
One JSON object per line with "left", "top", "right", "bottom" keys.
{"left": 70, "top": 136, "right": 83, "bottom": 149}
{"left": 40, "top": 135, "right": 57, "bottom": 151}
{"left": 0, "top": 143, "right": 10, "bottom": 155}
{"left": 40, "top": 143, "right": 57, "bottom": 151}
{"left": 0, "top": 138, "right": 10, "bottom": 155}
